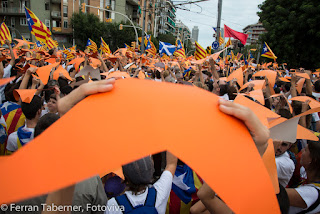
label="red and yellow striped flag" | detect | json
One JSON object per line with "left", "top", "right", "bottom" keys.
{"left": 46, "top": 37, "right": 58, "bottom": 49}
{"left": 219, "top": 35, "right": 224, "bottom": 46}
{"left": 0, "top": 22, "right": 12, "bottom": 45}
{"left": 24, "top": 6, "right": 51, "bottom": 46}
{"left": 225, "top": 38, "right": 232, "bottom": 48}
{"left": 194, "top": 41, "right": 206, "bottom": 60}
{"left": 100, "top": 37, "right": 111, "bottom": 54}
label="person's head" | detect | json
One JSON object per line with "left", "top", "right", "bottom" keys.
{"left": 47, "top": 94, "right": 58, "bottom": 113}
{"left": 273, "top": 140, "right": 292, "bottom": 157}
{"left": 212, "top": 79, "right": 228, "bottom": 96}
{"left": 301, "top": 141, "right": 320, "bottom": 177}
{"left": 314, "top": 80, "right": 320, "bottom": 93}
{"left": 21, "top": 96, "right": 44, "bottom": 120}
{"left": 34, "top": 113, "right": 60, "bottom": 137}
{"left": 122, "top": 156, "right": 154, "bottom": 194}
{"left": 176, "top": 73, "right": 183, "bottom": 83}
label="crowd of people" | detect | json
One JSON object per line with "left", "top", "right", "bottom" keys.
{"left": 0, "top": 38, "right": 320, "bottom": 214}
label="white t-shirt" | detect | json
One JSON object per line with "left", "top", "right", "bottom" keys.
{"left": 276, "top": 152, "right": 295, "bottom": 187}
{"left": 219, "top": 93, "right": 229, "bottom": 101}
{"left": 289, "top": 184, "right": 320, "bottom": 214}
{"left": 312, "top": 92, "right": 320, "bottom": 102}
{"left": 0, "top": 64, "right": 13, "bottom": 103}
{"left": 6, "top": 125, "right": 35, "bottom": 152}
{"left": 105, "top": 170, "right": 173, "bottom": 214}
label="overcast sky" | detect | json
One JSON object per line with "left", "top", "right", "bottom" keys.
{"left": 175, "top": 0, "right": 265, "bottom": 48}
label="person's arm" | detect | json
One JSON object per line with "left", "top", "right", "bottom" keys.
{"left": 209, "top": 58, "right": 219, "bottom": 80}
{"left": 164, "top": 151, "right": 177, "bottom": 176}
{"left": 6, "top": 40, "right": 15, "bottom": 67}
{"left": 299, "top": 100, "right": 310, "bottom": 128}
{"left": 160, "top": 70, "right": 165, "bottom": 82}
{"left": 42, "top": 185, "right": 75, "bottom": 214}
{"left": 35, "top": 79, "right": 45, "bottom": 96}
{"left": 98, "top": 53, "right": 109, "bottom": 73}
{"left": 305, "top": 70, "right": 312, "bottom": 96}
{"left": 58, "top": 78, "right": 115, "bottom": 116}
{"left": 19, "top": 67, "right": 37, "bottom": 89}
{"left": 197, "top": 183, "right": 233, "bottom": 214}
{"left": 168, "top": 69, "right": 177, "bottom": 81}
{"left": 285, "top": 188, "right": 307, "bottom": 208}
{"left": 190, "top": 200, "right": 210, "bottom": 214}
{"left": 218, "top": 99, "right": 270, "bottom": 156}
{"left": 290, "top": 74, "right": 297, "bottom": 97}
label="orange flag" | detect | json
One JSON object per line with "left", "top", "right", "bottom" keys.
{"left": 13, "top": 89, "right": 37, "bottom": 103}
{"left": 0, "top": 79, "right": 279, "bottom": 214}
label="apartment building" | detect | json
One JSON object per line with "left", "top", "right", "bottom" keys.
{"left": 243, "top": 22, "right": 266, "bottom": 45}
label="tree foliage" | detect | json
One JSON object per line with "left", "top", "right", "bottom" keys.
{"left": 258, "top": 0, "right": 320, "bottom": 69}
{"left": 71, "top": 12, "right": 141, "bottom": 51}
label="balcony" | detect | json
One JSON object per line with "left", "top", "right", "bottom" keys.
{"left": 52, "top": 27, "right": 62, "bottom": 32}
{"left": 51, "top": 0, "right": 61, "bottom": 4}
{"left": 0, "top": 7, "right": 25, "bottom": 15}
{"left": 51, "top": 11, "right": 61, "bottom": 18}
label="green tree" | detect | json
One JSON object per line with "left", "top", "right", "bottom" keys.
{"left": 258, "top": 0, "right": 320, "bottom": 69}
{"left": 71, "top": 12, "right": 141, "bottom": 51}
{"left": 157, "top": 33, "right": 176, "bottom": 45}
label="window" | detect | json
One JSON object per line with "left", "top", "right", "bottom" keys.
{"left": 63, "top": 20, "right": 68, "bottom": 29}
{"left": 11, "top": 17, "right": 15, "bottom": 28}
{"left": 45, "top": 19, "right": 50, "bottom": 28}
{"left": 63, "top": 6, "right": 68, "bottom": 17}
{"left": 20, "top": 0, "right": 28, "bottom": 9}
{"left": 20, "top": 18, "right": 27, "bottom": 26}
{"left": 45, "top": 3, "right": 49, "bottom": 10}
{"left": 2, "top": 1, "right": 8, "bottom": 9}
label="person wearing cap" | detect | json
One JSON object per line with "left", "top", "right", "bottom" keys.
{"left": 105, "top": 152, "right": 178, "bottom": 214}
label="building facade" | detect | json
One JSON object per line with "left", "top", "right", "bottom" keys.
{"left": 243, "top": 22, "right": 266, "bottom": 45}
{"left": 191, "top": 26, "right": 198, "bottom": 42}
{"left": 153, "top": 0, "right": 175, "bottom": 37}
{"left": 175, "top": 20, "right": 190, "bottom": 43}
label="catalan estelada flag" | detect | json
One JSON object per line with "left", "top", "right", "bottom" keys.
{"left": 0, "top": 22, "right": 11, "bottom": 45}
{"left": 145, "top": 39, "right": 157, "bottom": 56}
{"left": 24, "top": 6, "right": 51, "bottom": 46}
{"left": 174, "top": 39, "right": 186, "bottom": 58}
{"left": 100, "top": 37, "right": 111, "bottom": 54}
{"left": 261, "top": 42, "right": 277, "bottom": 60}
{"left": 62, "top": 46, "right": 74, "bottom": 60}
{"left": 166, "top": 164, "right": 203, "bottom": 214}
{"left": 0, "top": 102, "right": 25, "bottom": 155}
{"left": 194, "top": 41, "right": 206, "bottom": 60}
{"left": 86, "top": 38, "right": 97, "bottom": 52}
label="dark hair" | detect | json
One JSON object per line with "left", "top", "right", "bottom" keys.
{"left": 58, "top": 77, "right": 68, "bottom": 88}
{"left": 274, "top": 87, "right": 281, "bottom": 94}
{"left": 21, "top": 96, "right": 43, "bottom": 120}
{"left": 155, "top": 70, "right": 161, "bottom": 79}
{"left": 277, "top": 184, "right": 290, "bottom": 214}
{"left": 60, "top": 85, "right": 73, "bottom": 95}
{"left": 278, "top": 109, "right": 293, "bottom": 119}
{"left": 284, "top": 83, "right": 291, "bottom": 92}
{"left": 34, "top": 113, "right": 60, "bottom": 137}
{"left": 219, "top": 84, "right": 228, "bottom": 96}
{"left": 308, "top": 140, "right": 320, "bottom": 178}
{"left": 314, "top": 80, "right": 320, "bottom": 93}
{"left": 48, "top": 49, "right": 54, "bottom": 55}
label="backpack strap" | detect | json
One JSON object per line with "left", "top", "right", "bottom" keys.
{"left": 144, "top": 187, "right": 157, "bottom": 207}
{"left": 115, "top": 194, "right": 134, "bottom": 214}
{"left": 297, "top": 187, "right": 320, "bottom": 214}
